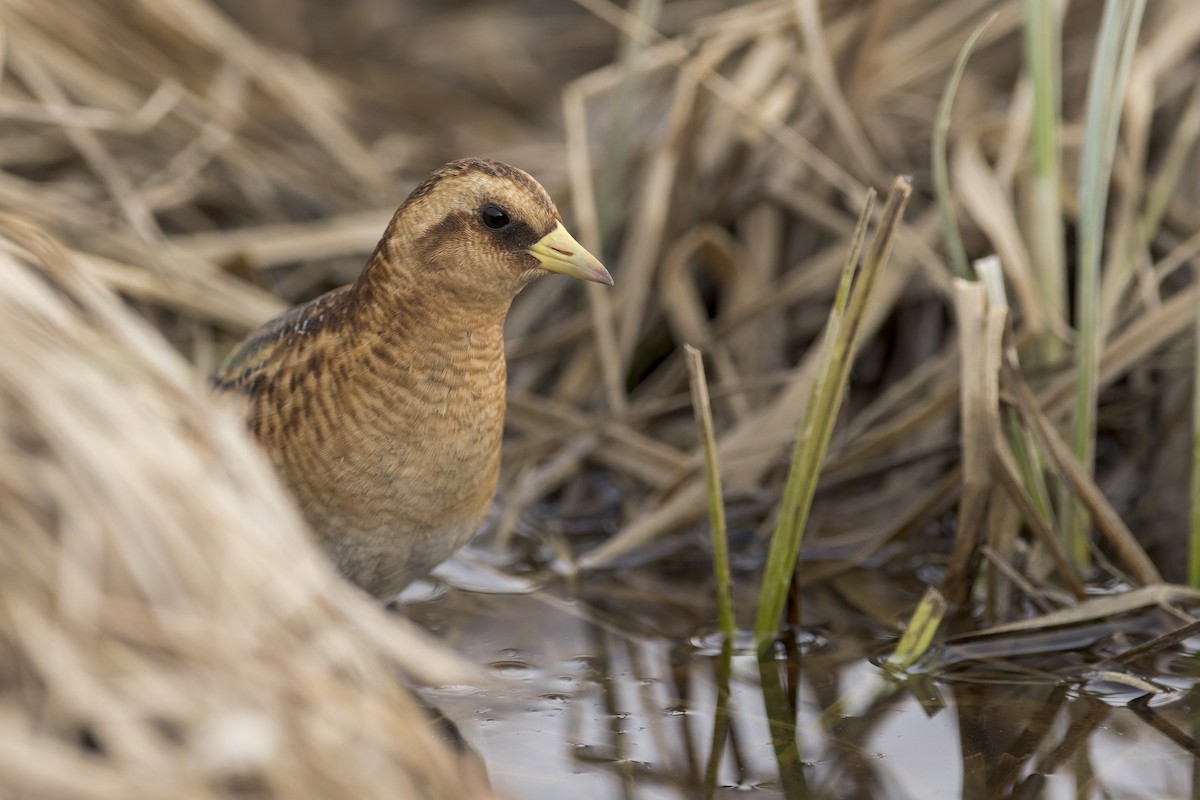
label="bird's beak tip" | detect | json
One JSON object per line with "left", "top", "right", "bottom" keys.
{"left": 528, "top": 222, "right": 613, "bottom": 286}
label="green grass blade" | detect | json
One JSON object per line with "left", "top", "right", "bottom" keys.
{"left": 751, "top": 191, "right": 872, "bottom": 649}
{"left": 1066, "top": 0, "right": 1147, "bottom": 568}
{"left": 685, "top": 344, "right": 735, "bottom": 640}
{"left": 976, "top": 256, "right": 1056, "bottom": 536}
{"left": 884, "top": 587, "right": 947, "bottom": 671}
{"left": 1021, "top": 0, "right": 1067, "bottom": 365}
{"left": 752, "top": 179, "right": 911, "bottom": 648}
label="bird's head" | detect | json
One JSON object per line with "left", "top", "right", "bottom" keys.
{"left": 372, "top": 158, "right": 612, "bottom": 306}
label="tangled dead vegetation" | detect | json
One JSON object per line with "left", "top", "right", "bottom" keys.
{"left": 4, "top": 0, "right": 1200, "bottom": 734}
{"left": 507, "top": 0, "right": 1200, "bottom": 600}
{"left": 0, "top": 214, "right": 494, "bottom": 799}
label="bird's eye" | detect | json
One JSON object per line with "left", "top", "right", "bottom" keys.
{"left": 480, "top": 205, "right": 510, "bottom": 230}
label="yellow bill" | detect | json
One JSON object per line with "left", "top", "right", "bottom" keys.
{"left": 527, "top": 221, "right": 613, "bottom": 286}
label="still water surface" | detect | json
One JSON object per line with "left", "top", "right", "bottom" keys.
{"left": 402, "top": 553, "right": 1200, "bottom": 799}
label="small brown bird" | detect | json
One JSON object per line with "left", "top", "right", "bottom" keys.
{"left": 213, "top": 158, "right": 611, "bottom": 598}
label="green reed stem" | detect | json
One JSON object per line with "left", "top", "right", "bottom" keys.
{"left": 1066, "top": 0, "right": 1146, "bottom": 569}
{"left": 752, "top": 178, "right": 911, "bottom": 649}
{"left": 1021, "top": 0, "right": 1066, "bottom": 366}
{"left": 685, "top": 344, "right": 735, "bottom": 640}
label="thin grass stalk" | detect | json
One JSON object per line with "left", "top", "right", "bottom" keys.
{"left": 933, "top": 14, "right": 995, "bottom": 280}
{"left": 945, "top": 279, "right": 992, "bottom": 606}
{"left": 793, "top": 0, "right": 886, "bottom": 182}
{"left": 563, "top": 83, "right": 630, "bottom": 418}
{"left": 977, "top": 256, "right": 1054, "bottom": 525}
{"left": 752, "top": 179, "right": 911, "bottom": 648}
{"left": 1006, "top": 416, "right": 1055, "bottom": 525}
{"left": 684, "top": 344, "right": 735, "bottom": 640}
{"left": 1066, "top": 0, "right": 1147, "bottom": 569}
{"left": 1191, "top": 261, "right": 1200, "bottom": 588}
{"left": 1137, "top": 78, "right": 1200, "bottom": 248}
{"left": 990, "top": 431, "right": 1087, "bottom": 600}
{"left": 1003, "top": 358, "right": 1161, "bottom": 585}
{"left": 1103, "top": 79, "right": 1200, "bottom": 335}
{"left": 978, "top": 261, "right": 1048, "bottom": 614}
{"left": 1021, "top": 0, "right": 1066, "bottom": 366}
{"left": 597, "top": 0, "right": 662, "bottom": 256}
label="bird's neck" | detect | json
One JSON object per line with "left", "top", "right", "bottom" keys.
{"left": 348, "top": 248, "right": 511, "bottom": 361}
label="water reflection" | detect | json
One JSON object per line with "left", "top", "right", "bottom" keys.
{"left": 402, "top": 559, "right": 1200, "bottom": 799}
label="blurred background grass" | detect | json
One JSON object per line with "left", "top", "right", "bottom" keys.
{"left": 6, "top": 0, "right": 1200, "bottom": 653}
{"left": 4, "top": 0, "right": 1200, "bottom": 795}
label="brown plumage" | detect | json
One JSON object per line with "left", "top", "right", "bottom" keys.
{"left": 212, "top": 158, "right": 611, "bottom": 598}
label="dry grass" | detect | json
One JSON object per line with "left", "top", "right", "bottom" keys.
{"left": 3, "top": 0, "right": 1200, "bottom": 791}
{"left": 535, "top": 0, "right": 1200, "bottom": 613}
{"left": 0, "top": 214, "right": 496, "bottom": 798}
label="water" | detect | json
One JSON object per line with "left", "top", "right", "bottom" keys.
{"left": 401, "top": 554, "right": 1200, "bottom": 799}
